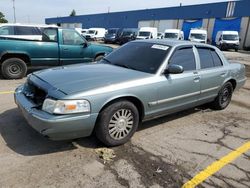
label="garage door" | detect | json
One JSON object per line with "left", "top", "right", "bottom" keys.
{"left": 182, "top": 19, "right": 203, "bottom": 40}
{"left": 212, "top": 18, "right": 241, "bottom": 44}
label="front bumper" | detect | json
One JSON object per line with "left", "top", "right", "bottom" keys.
{"left": 221, "top": 43, "right": 239, "bottom": 49}
{"left": 14, "top": 86, "right": 98, "bottom": 140}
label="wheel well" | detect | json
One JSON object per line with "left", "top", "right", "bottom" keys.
{"left": 227, "top": 79, "right": 237, "bottom": 90}
{"left": 95, "top": 53, "right": 105, "bottom": 59}
{"left": 100, "top": 97, "right": 145, "bottom": 121}
{"left": 0, "top": 53, "right": 31, "bottom": 66}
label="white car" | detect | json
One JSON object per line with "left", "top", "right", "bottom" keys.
{"left": 136, "top": 27, "right": 158, "bottom": 40}
{"left": 84, "top": 28, "right": 106, "bottom": 41}
{"left": 0, "top": 23, "right": 58, "bottom": 40}
{"left": 189, "top": 29, "right": 207, "bottom": 43}
{"left": 215, "top": 31, "right": 240, "bottom": 51}
{"left": 164, "top": 29, "right": 184, "bottom": 40}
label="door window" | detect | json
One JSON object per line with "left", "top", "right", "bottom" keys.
{"left": 62, "top": 30, "right": 85, "bottom": 45}
{"left": 0, "top": 26, "right": 14, "bottom": 35}
{"left": 169, "top": 47, "right": 196, "bottom": 71}
{"left": 197, "top": 47, "right": 222, "bottom": 69}
{"left": 42, "top": 28, "right": 58, "bottom": 42}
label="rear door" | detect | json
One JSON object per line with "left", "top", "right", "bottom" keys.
{"left": 155, "top": 46, "right": 201, "bottom": 114}
{"left": 59, "top": 30, "right": 93, "bottom": 65}
{"left": 195, "top": 46, "right": 226, "bottom": 102}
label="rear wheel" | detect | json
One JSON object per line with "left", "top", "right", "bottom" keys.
{"left": 1, "top": 58, "right": 27, "bottom": 79}
{"left": 95, "top": 100, "right": 139, "bottom": 146}
{"left": 210, "top": 82, "right": 233, "bottom": 110}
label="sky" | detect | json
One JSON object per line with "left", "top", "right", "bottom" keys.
{"left": 0, "top": 0, "right": 232, "bottom": 24}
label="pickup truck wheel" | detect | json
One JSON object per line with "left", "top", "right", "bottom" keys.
{"left": 95, "top": 100, "right": 139, "bottom": 146}
{"left": 1, "top": 58, "right": 27, "bottom": 79}
{"left": 210, "top": 82, "right": 233, "bottom": 110}
{"left": 94, "top": 55, "right": 104, "bottom": 62}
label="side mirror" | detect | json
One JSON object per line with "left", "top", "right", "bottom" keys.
{"left": 83, "top": 42, "right": 88, "bottom": 48}
{"left": 164, "top": 64, "right": 184, "bottom": 74}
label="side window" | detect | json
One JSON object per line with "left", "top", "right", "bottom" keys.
{"left": 197, "top": 48, "right": 214, "bottom": 69}
{"left": 211, "top": 50, "right": 223, "bottom": 67}
{"left": 197, "top": 48, "right": 223, "bottom": 69}
{"left": 62, "top": 30, "right": 85, "bottom": 45}
{"left": 170, "top": 47, "right": 196, "bottom": 71}
{"left": 42, "top": 28, "right": 58, "bottom": 42}
{"left": 15, "top": 26, "right": 33, "bottom": 35}
{"left": 0, "top": 26, "right": 14, "bottom": 35}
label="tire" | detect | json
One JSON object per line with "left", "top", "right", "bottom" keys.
{"left": 1, "top": 58, "right": 27, "bottom": 79}
{"left": 210, "top": 82, "right": 233, "bottom": 110}
{"left": 94, "top": 55, "right": 104, "bottom": 62}
{"left": 95, "top": 100, "right": 139, "bottom": 146}
{"left": 235, "top": 48, "right": 238, "bottom": 52}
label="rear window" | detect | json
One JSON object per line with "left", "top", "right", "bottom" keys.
{"left": 102, "top": 42, "right": 170, "bottom": 74}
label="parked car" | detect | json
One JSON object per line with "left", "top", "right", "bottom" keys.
{"left": 117, "top": 28, "right": 138, "bottom": 45}
{"left": 104, "top": 28, "right": 123, "bottom": 44}
{"left": 84, "top": 28, "right": 106, "bottom": 41}
{"left": 136, "top": 27, "right": 158, "bottom": 40}
{"left": 164, "top": 29, "right": 184, "bottom": 40}
{"left": 0, "top": 23, "right": 58, "bottom": 40}
{"left": 15, "top": 40, "right": 246, "bottom": 146}
{"left": 157, "top": 32, "right": 164, "bottom": 39}
{"left": 0, "top": 28, "right": 113, "bottom": 79}
{"left": 189, "top": 29, "right": 207, "bottom": 43}
{"left": 215, "top": 31, "right": 240, "bottom": 51}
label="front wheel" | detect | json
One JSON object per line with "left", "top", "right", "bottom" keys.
{"left": 1, "top": 58, "right": 27, "bottom": 79}
{"left": 94, "top": 55, "right": 104, "bottom": 62}
{"left": 210, "top": 82, "right": 233, "bottom": 110}
{"left": 95, "top": 100, "right": 139, "bottom": 146}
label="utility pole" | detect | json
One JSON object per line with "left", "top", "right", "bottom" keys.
{"left": 12, "top": 0, "right": 16, "bottom": 23}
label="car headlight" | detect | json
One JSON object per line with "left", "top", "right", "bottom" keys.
{"left": 42, "top": 99, "right": 90, "bottom": 114}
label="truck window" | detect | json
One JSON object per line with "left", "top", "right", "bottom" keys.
{"left": 15, "top": 26, "right": 40, "bottom": 35}
{"left": 0, "top": 26, "right": 14, "bottom": 35}
{"left": 62, "top": 30, "right": 85, "bottom": 45}
{"left": 170, "top": 47, "right": 196, "bottom": 71}
{"left": 42, "top": 28, "right": 58, "bottom": 42}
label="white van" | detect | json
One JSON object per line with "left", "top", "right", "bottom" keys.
{"left": 215, "top": 31, "right": 240, "bottom": 51}
{"left": 136, "top": 27, "right": 158, "bottom": 40}
{"left": 84, "top": 28, "right": 106, "bottom": 41}
{"left": 164, "top": 29, "right": 184, "bottom": 40}
{"left": 0, "top": 23, "right": 58, "bottom": 40}
{"left": 189, "top": 29, "right": 207, "bottom": 43}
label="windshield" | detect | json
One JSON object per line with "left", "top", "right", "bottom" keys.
{"left": 122, "top": 31, "right": 133, "bottom": 36}
{"left": 139, "top": 31, "right": 151, "bottom": 37}
{"left": 87, "top": 30, "right": 96, "bottom": 34}
{"left": 157, "top": 33, "right": 162, "bottom": 37}
{"left": 190, "top": 33, "right": 206, "bottom": 40}
{"left": 100, "top": 42, "right": 170, "bottom": 74}
{"left": 108, "top": 29, "right": 118, "bottom": 34}
{"left": 222, "top": 34, "right": 239, "bottom": 41}
{"left": 164, "top": 33, "right": 178, "bottom": 39}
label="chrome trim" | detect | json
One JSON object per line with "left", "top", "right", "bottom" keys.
{"left": 148, "top": 91, "right": 200, "bottom": 106}
{"left": 201, "top": 86, "right": 220, "bottom": 94}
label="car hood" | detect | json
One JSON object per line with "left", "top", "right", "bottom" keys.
{"left": 32, "top": 64, "right": 151, "bottom": 95}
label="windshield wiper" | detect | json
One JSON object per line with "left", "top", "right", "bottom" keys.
{"left": 113, "top": 63, "right": 137, "bottom": 71}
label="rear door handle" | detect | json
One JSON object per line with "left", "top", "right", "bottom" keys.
{"left": 220, "top": 73, "right": 226, "bottom": 77}
{"left": 194, "top": 76, "right": 200, "bottom": 82}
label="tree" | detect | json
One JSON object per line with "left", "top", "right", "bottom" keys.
{"left": 0, "top": 12, "right": 8, "bottom": 23}
{"left": 70, "top": 9, "right": 76, "bottom": 16}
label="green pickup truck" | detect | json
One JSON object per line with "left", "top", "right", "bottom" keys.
{"left": 0, "top": 28, "right": 113, "bottom": 79}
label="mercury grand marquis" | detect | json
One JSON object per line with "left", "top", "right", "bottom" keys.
{"left": 15, "top": 40, "right": 246, "bottom": 146}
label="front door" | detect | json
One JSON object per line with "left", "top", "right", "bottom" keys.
{"left": 154, "top": 46, "right": 201, "bottom": 115}
{"left": 60, "top": 30, "right": 93, "bottom": 65}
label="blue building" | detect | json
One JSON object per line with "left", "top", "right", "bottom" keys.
{"left": 46, "top": 0, "right": 250, "bottom": 49}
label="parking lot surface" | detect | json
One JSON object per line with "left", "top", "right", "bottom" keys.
{"left": 0, "top": 50, "right": 250, "bottom": 188}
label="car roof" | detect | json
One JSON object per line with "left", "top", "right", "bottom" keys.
{"left": 131, "top": 39, "right": 216, "bottom": 49}
{"left": 0, "top": 23, "right": 58, "bottom": 28}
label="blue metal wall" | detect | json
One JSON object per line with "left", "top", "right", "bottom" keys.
{"left": 212, "top": 17, "right": 242, "bottom": 44}
{"left": 45, "top": 0, "right": 250, "bottom": 29}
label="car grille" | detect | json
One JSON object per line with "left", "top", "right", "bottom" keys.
{"left": 23, "top": 81, "right": 47, "bottom": 107}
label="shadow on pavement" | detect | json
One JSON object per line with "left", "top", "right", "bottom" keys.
{"left": 0, "top": 108, "right": 101, "bottom": 156}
